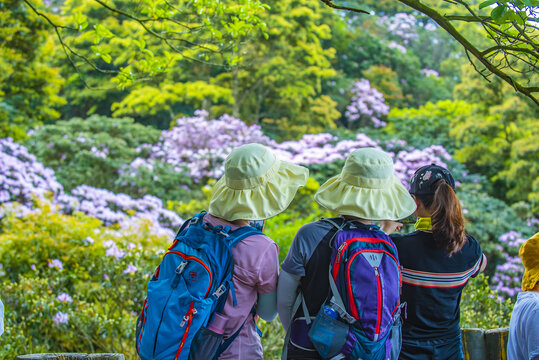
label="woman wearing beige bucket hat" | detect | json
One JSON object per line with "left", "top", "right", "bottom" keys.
{"left": 507, "top": 232, "right": 539, "bottom": 360}
{"left": 277, "top": 147, "right": 416, "bottom": 360}
{"left": 200, "top": 143, "right": 307, "bottom": 359}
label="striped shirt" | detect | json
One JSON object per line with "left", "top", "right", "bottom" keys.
{"left": 391, "top": 231, "right": 483, "bottom": 340}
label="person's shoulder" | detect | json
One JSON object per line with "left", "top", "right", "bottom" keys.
{"left": 390, "top": 230, "right": 423, "bottom": 241}
{"left": 461, "top": 233, "right": 482, "bottom": 254}
{"left": 296, "top": 219, "right": 334, "bottom": 236}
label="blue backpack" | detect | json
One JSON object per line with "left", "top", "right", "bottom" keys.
{"left": 285, "top": 219, "right": 403, "bottom": 360}
{"left": 136, "top": 212, "right": 262, "bottom": 360}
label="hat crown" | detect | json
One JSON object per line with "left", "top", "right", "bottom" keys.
{"left": 343, "top": 148, "right": 394, "bottom": 181}
{"left": 225, "top": 143, "right": 276, "bottom": 181}
{"left": 410, "top": 164, "right": 455, "bottom": 195}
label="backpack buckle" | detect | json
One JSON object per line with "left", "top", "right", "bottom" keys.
{"left": 176, "top": 261, "right": 188, "bottom": 275}
{"left": 212, "top": 284, "right": 227, "bottom": 298}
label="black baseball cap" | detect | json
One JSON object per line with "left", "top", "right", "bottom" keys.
{"left": 410, "top": 164, "right": 455, "bottom": 195}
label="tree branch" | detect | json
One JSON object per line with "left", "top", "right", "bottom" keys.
{"left": 319, "top": 0, "right": 539, "bottom": 107}
{"left": 319, "top": 0, "right": 369, "bottom": 14}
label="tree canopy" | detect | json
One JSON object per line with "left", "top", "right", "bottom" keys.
{"left": 321, "top": 0, "right": 539, "bottom": 105}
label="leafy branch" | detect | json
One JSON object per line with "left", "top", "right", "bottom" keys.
{"left": 320, "top": 0, "right": 539, "bottom": 106}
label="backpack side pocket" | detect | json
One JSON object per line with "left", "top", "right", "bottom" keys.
{"left": 188, "top": 326, "right": 224, "bottom": 360}
{"left": 308, "top": 307, "right": 355, "bottom": 359}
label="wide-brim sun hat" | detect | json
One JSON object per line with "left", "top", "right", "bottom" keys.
{"left": 520, "top": 232, "right": 539, "bottom": 291}
{"left": 209, "top": 143, "right": 309, "bottom": 221}
{"left": 314, "top": 147, "right": 416, "bottom": 221}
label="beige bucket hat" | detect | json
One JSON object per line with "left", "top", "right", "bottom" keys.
{"left": 209, "top": 143, "right": 309, "bottom": 221}
{"left": 314, "top": 147, "right": 416, "bottom": 221}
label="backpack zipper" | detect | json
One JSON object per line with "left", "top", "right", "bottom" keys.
{"left": 345, "top": 249, "right": 399, "bottom": 321}
{"left": 333, "top": 237, "right": 395, "bottom": 281}
{"left": 166, "top": 251, "right": 213, "bottom": 297}
{"left": 173, "top": 301, "right": 196, "bottom": 360}
{"left": 374, "top": 266, "right": 382, "bottom": 341}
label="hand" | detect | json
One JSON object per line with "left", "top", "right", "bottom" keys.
{"left": 380, "top": 220, "right": 403, "bottom": 234}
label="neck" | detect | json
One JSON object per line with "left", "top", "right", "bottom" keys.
{"left": 216, "top": 216, "right": 249, "bottom": 227}
{"left": 531, "top": 283, "right": 539, "bottom": 293}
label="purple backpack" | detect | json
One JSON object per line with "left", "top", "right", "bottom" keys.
{"left": 307, "top": 219, "right": 403, "bottom": 360}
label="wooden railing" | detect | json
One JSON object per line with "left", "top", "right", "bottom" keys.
{"left": 462, "top": 328, "right": 509, "bottom": 360}
{"left": 16, "top": 328, "right": 509, "bottom": 360}
{"left": 16, "top": 354, "right": 125, "bottom": 360}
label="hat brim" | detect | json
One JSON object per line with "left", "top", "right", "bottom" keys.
{"left": 314, "top": 174, "right": 416, "bottom": 221}
{"left": 520, "top": 233, "right": 539, "bottom": 291}
{"left": 522, "top": 269, "right": 539, "bottom": 292}
{"left": 208, "top": 161, "right": 308, "bottom": 221}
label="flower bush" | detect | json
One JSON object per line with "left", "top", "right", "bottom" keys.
{"left": 345, "top": 80, "right": 390, "bottom": 128}
{"left": 460, "top": 274, "right": 514, "bottom": 329}
{"left": 0, "top": 203, "right": 169, "bottom": 359}
{"left": 491, "top": 231, "right": 526, "bottom": 298}
{"left": 0, "top": 137, "right": 63, "bottom": 213}
{"left": 25, "top": 115, "right": 161, "bottom": 193}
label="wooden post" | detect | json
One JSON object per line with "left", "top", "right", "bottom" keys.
{"left": 485, "top": 328, "right": 509, "bottom": 360}
{"left": 16, "top": 354, "right": 125, "bottom": 360}
{"left": 462, "top": 328, "right": 487, "bottom": 360}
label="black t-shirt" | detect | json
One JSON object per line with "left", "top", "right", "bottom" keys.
{"left": 390, "top": 231, "right": 483, "bottom": 340}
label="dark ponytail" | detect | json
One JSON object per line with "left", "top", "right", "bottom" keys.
{"left": 416, "top": 180, "right": 467, "bottom": 256}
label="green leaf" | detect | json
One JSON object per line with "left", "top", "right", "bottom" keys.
{"left": 101, "top": 53, "right": 112, "bottom": 64}
{"left": 491, "top": 4, "right": 508, "bottom": 21}
{"left": 479, "top": 0, "right": 498, "bottom": 9}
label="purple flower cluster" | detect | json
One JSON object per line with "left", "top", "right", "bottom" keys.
{"left": 140, "top": 110, "right": 273, "bottom": 181}
{"left": 0, "top": 138, "right": 63, "bottom": 211}
{"left": 345, "top": 80, "right": 390, "bottom": 128}
{"left": 492, "top": 231, "right": 525, "bottom": 298}
{"left": 272, "top": 133, "right": 380, "bottom": 165}
{"left": 1, "top": 139, "right": 182, "bottom": 236}
{"left": 421, "top": 69, "right": 440, "bottom": 78}
{"left": 130, "top": 112, "right": 451, "bottom": 190}
{"left": 393, "top": 145, "right": 451, "bottom": 188}
{"left": 377, "top": 13, "right": 419, "bottom": 45}
{"left": 52, "top": 311, "right": 69, "bottom": 325}
{"left": 57, "top": 185, "right": 182, "bottom": 237}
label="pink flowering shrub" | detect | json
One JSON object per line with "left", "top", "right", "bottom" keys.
{"left": 345, "top": 80, "right": 390, "bottom": 128}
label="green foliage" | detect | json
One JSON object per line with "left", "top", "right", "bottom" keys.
{"left": 452, "top": 65, "right": 539, "bottom": 211}
{"left": 25, "top": 115, "right": 161, "bottom": 193}
{"left": 457, "top": 182, "right": 532, "bottom": 275}
{"left": 0, "top": 202, "right": 169, "bottom": 359}
{"left": 0, "top": 0, "right": 65, "bottom": 140}
{"left": 385, "top": 100, "right": 472, "bottom": 151}
{"left": 259, "top": 318, "right": 285, "bottom": 360}
{"left": 460, "top": 274, "right": 513, "bottom": 329}
{"left": 362, "top": 65, "right": 405, "bottom": 106}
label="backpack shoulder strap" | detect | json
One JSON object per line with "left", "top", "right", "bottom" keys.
{"left": 227, "top": 226, "right": 263, "bottom": 249}
{"left": 174, "top": 211, "right": 207, "bottom": 239}
{"left": 319, "top": 217, "right": 350, "bottom": 248}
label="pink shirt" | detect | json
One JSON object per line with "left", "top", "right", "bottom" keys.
{"left": 203, "top": 214, "right": 279, "bottom": 360}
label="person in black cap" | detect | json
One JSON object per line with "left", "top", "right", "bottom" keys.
{"left": 387, "top": 164, "right": 488, "bottom": 360}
